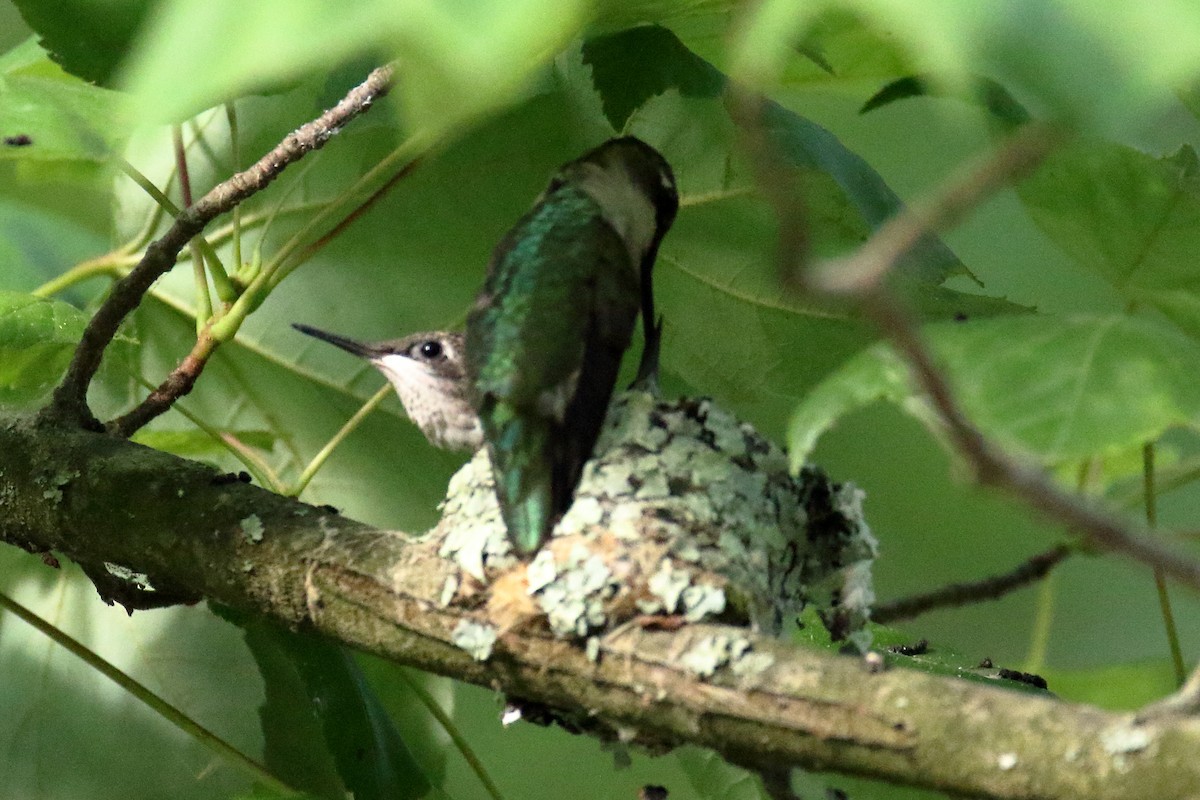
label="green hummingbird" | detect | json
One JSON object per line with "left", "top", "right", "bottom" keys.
{"left": 465, "top": 137, "right": 679, "bottom": 555}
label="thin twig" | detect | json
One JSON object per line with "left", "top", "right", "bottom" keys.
{"left": 0, "top": 591, "right": 301, "bottom": 796}
{"left": 863, "top": 290, "right": 1200, "bottom": 591}
{"left": 873, "top": 544, "right": 1073, "bottom": 624}
{"left": 110, "top": 334, "right": 219, "bottom": 436}
{"left": 734, "top": 93, "right": 1200, "bottom": 592}
{"left": 813, "top": 123, "right": 1065, "bottom": 294}
{"left": 41, "top": 64, "right": 395, "bottom": 431}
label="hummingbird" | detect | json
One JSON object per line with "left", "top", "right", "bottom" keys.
{"left": 465, "top": 136, "right": 679, "bottom": 555}
{"left": 292, "top": 323, "right": 482, "bottom": 451}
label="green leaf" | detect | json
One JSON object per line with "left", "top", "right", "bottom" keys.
{"left": 675, "top": 748, "right": 768, "bottom": 800}
{"left": 860, "top": 74, "right": 1031, "bottom": 127}
{"left": 1041, "top": 660, "right": 1181, "bottom": 710}
{"left": 0, "top": 290, "right": 87, "bottom": 407}
{"left": 730, "top": 0, "right": 1200, "bottom": 138}
{"left": 0, "top": 198, "right": 107, "bottom": 290}
{"left": 119, "top": 0, "right": 588, "bottom": 130}
{"left": 241, "top": 620, "right": 431, "bottom": 800}
{"left": 789, "top": 313, "right": 1200, "bottom": 467}
{"left": 0, "top": 40, "right": 131, "bottom": 163}
{"left": 582, "top": 24, "right": 724, "bottom": 130}
{"left": 1021, "top": 141, "right": 1200, "bottom": 338}
{"left": 760, "top": 98, "right": 968, "bottom": 285}
{"left": 13, "top": 0, "right": 160, "bottom": 85}
{"left": 131, "top": 429, "right": 276, "bottom": 459}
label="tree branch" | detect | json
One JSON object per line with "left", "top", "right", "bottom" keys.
{"left": 2, "top": 419, "right": 1199, "bottom": 800}
{"left": 873, "top": 543, "right": 1073, "bottom": 624}
{"left": 41, "top": 65, "right": 395, "bottom": 432}
{"left": 811, "top": 124, "right": 1065, "bottom": 295}
{"left": 731, "top": 98, "right": 1200, "bottom": 593}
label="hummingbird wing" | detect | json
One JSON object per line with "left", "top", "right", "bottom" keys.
{"left": 467, "top": 184, "right": 639, "bottom": 554}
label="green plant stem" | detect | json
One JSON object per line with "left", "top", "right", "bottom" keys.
{"left": 1024, "top": 570, "right": 1055, "bottom": 674}
{"left": 32, "top": 257, "right": 133, "bottom": 297}
{"left": 263, "top": 134, "right": 427, "bottom": 290}
{"left": 1144, "top": 443, "right": 1187, "bottom": 686}
{"left": 119, "top": 158, "right": 182, "bottom": 217}
{"left": 131, "top": 374, "right": 282, "bottom": 492}
{"left": 398, "top": 670, "right": 507, "bottom": 800}
{"left": 0, "top": 591, "right": 301, "bottom": 796}
{"left": 191, "top": 241, "right": 213, "bottom": 332}
{"left": 226, "top": 102, "right": 244, "bottom": 270}
{"left": 290, "top": 384, "right": 391, "bottom": 496}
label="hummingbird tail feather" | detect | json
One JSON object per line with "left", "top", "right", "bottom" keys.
{"left": 483, "top": 404, "right": 559, "bottom": 555}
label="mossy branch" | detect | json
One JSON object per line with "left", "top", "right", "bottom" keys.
{"left": 1, "top": 417, "right": 1197, "bottom": 800}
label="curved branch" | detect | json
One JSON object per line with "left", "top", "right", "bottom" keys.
{"left": 873, "top": 543, "right": 1073, "bottom": 623}
{"left": 41, "top": 65, "right": 395, "bottom": 431}
{"left": 1, "top": 419, "right": 1198, "bottom": 800}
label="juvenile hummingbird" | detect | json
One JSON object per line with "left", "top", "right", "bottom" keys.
{"left": 292, "top": 324, "right": 482, "bottom": 451}
{"left": 465, "top": 136, "right": 679, "bottom": 555}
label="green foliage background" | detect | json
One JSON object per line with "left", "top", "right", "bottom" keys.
{"left": 1, "top": 1, "right": 1199, "bottom": 798}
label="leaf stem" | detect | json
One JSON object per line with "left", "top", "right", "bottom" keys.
{"left": 398, "top": 670, "right": 507, "bottom": 800}
{"left": 1145, "top": 443, "right": 1187, "bottom": 686}
{"left": 0, "top": 590, "right": 301, "bottom": 796}
{"left": 291, "top": 384, "right": 391, "bottom": 496}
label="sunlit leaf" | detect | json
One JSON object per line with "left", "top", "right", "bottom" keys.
{"left": 0, "top": 290, "right": 87, "bottom": 406}
{"left": 0, "top": 42, "right": 131, "bottom": 163}
{"left": 119, "top": 0, "right": 588, "bottom": 132}
{"left": 789, "top": 313, "right": 1200, "bottom": 466}
{"left": 1021, "top": 141, "right": 1200, "bottom": 338}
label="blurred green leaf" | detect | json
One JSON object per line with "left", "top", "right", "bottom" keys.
{"left": 731, "top": 0, "right": 1200, "bottom": 137}
{"left": 13, "top": 0, "right": 160, "bottom": 84}
{"left": 0, "top": 43, "right": 131, "bottom": 163}
{"left": 0, "top": 290, "right": 87, "bottom": 407}
{"left": 0, "top": 198, "right": 107, "bottom": 290}
{"left": 119, "top": 0, "right": 588, "bottom": 130}
{"left": 676, "top": 748, "right": 768, "bottom": 800}
{"left": 1041, "top": 660, "right": 1181, "bottom": 710}
{"left": 1021, "top": 141, "right": 1200, "bottom": 339}
{"left": 789, "top": 313, "right": 1200, "bottom": 466}
{"left": 241, "top": 620, "right": 431, "bottom": 800}
{"left": 760, "top": 98, "right": 969, "bottom": 285}
{"left": 860, "top": 74, "right": 1031, "bottom": 127}
{"left": 132, "top": 429, "right": 276, "bottom": 459}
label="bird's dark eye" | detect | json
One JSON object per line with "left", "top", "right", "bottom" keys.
{"left": 418, "top": 340, "right": 443, "bottom": 359}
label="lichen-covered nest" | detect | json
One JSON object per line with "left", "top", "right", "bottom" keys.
{"left": 430, "top": 391, "right": 876, "bottom": 661}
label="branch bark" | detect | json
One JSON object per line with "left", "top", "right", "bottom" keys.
{"left": 41, "top": 65, "right": 395, "bottom": 432}
{"left": 2, "top": 416, "right": 1198, "bottom": 800}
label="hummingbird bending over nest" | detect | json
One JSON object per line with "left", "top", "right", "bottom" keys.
{"left": 296, "top": 136, "right": 679, "bottom": 557}
{"left": 465, "top": 137, "right": 679, "bottom": 555}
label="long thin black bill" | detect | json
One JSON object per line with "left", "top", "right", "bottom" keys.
{"left": 292, "top": 323, "right": 378, "bottom": 359}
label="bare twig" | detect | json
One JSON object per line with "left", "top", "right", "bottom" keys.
{"left": 732, "top": 95, "right": 1200, "bottom": 592}
{"left": 813, "top": 123, "right": 1065, "bottom": 294}
{"left": 873, "top": 544, "right": 1073, "bottom": 624}
{"left": 41, "top": 65, "right": 395, "bottom": 431}
{"left": 862, "top": 290, "right": 1200, "bottom": 591}
{"left": 286, "top": 155, "right": 423, "bottom": 269}
{"left": 110, "top": 335, "right": 219, "bottom": 437}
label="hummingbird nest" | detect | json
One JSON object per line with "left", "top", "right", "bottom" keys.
{"left": 431, "top": 391, "right": 876, "bottom": 662}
